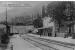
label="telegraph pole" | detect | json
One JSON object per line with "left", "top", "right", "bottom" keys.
{"left": 32, "top": 13, "right": 34, "bottom": 22}
{"left": 12, "top": 20, "right": 13, "bottom": 33}
{"left": 6, "top": 8, "right": 8, "bottom": 35}
{"left": 6, "top": 8, "right": 10, "bottom": 35}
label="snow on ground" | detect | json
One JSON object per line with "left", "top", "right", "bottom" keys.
{"left": 7, "top": 34, "right": 42, "bottom": 50}
{"left": 27, "top": 34, "right": 75, "bottom": 45}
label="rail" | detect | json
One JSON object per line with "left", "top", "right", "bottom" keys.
{"left": 25, "top": 34, "right": 75, "bottom": 50}
{"left": 24, "top": 37, "right": 58, "bottom": 50}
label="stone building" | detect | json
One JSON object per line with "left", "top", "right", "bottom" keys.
{"left": 10, "top": 25, "right": 34, "bottom": 34}
{"left": 41, "top": 16, "right": 55, "bottom": 37}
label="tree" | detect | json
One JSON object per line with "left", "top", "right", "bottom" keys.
{"left": 33, "top": 17, "right": 43, "bottom": 28}
{"left": 42, "top": 5, "right": 46, "bottom": 18}
{"left": 33, "top": 12, "right": 43, "bottom": 28}
{"left": 47, "top": 1, "right": 75, "bottom": 33}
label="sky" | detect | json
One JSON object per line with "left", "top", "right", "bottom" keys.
{"left": 0, "top": 1, "right": 51, "bottom": 22}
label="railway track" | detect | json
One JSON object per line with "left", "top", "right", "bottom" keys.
{"left": 23, "top": 37, "right": 58, "bottom": 50}
{"left": 28, "top": 35, "right": 74, "bottom": 49}
{"left": 22, "top": 34, "right": 75, "bottom": 50}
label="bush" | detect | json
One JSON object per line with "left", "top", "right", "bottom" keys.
{"left": 1, "top": 34, "right": 9, "bottom": 44}
{"left": 72, "top": 33, "right": 75, "bottom": 39}
{"left": 28, "top": 30, "right": 32, "bottom": 33}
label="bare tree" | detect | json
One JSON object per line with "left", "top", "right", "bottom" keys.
{"left": 47, "top": 1, "right": 75, "bottom": 35}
